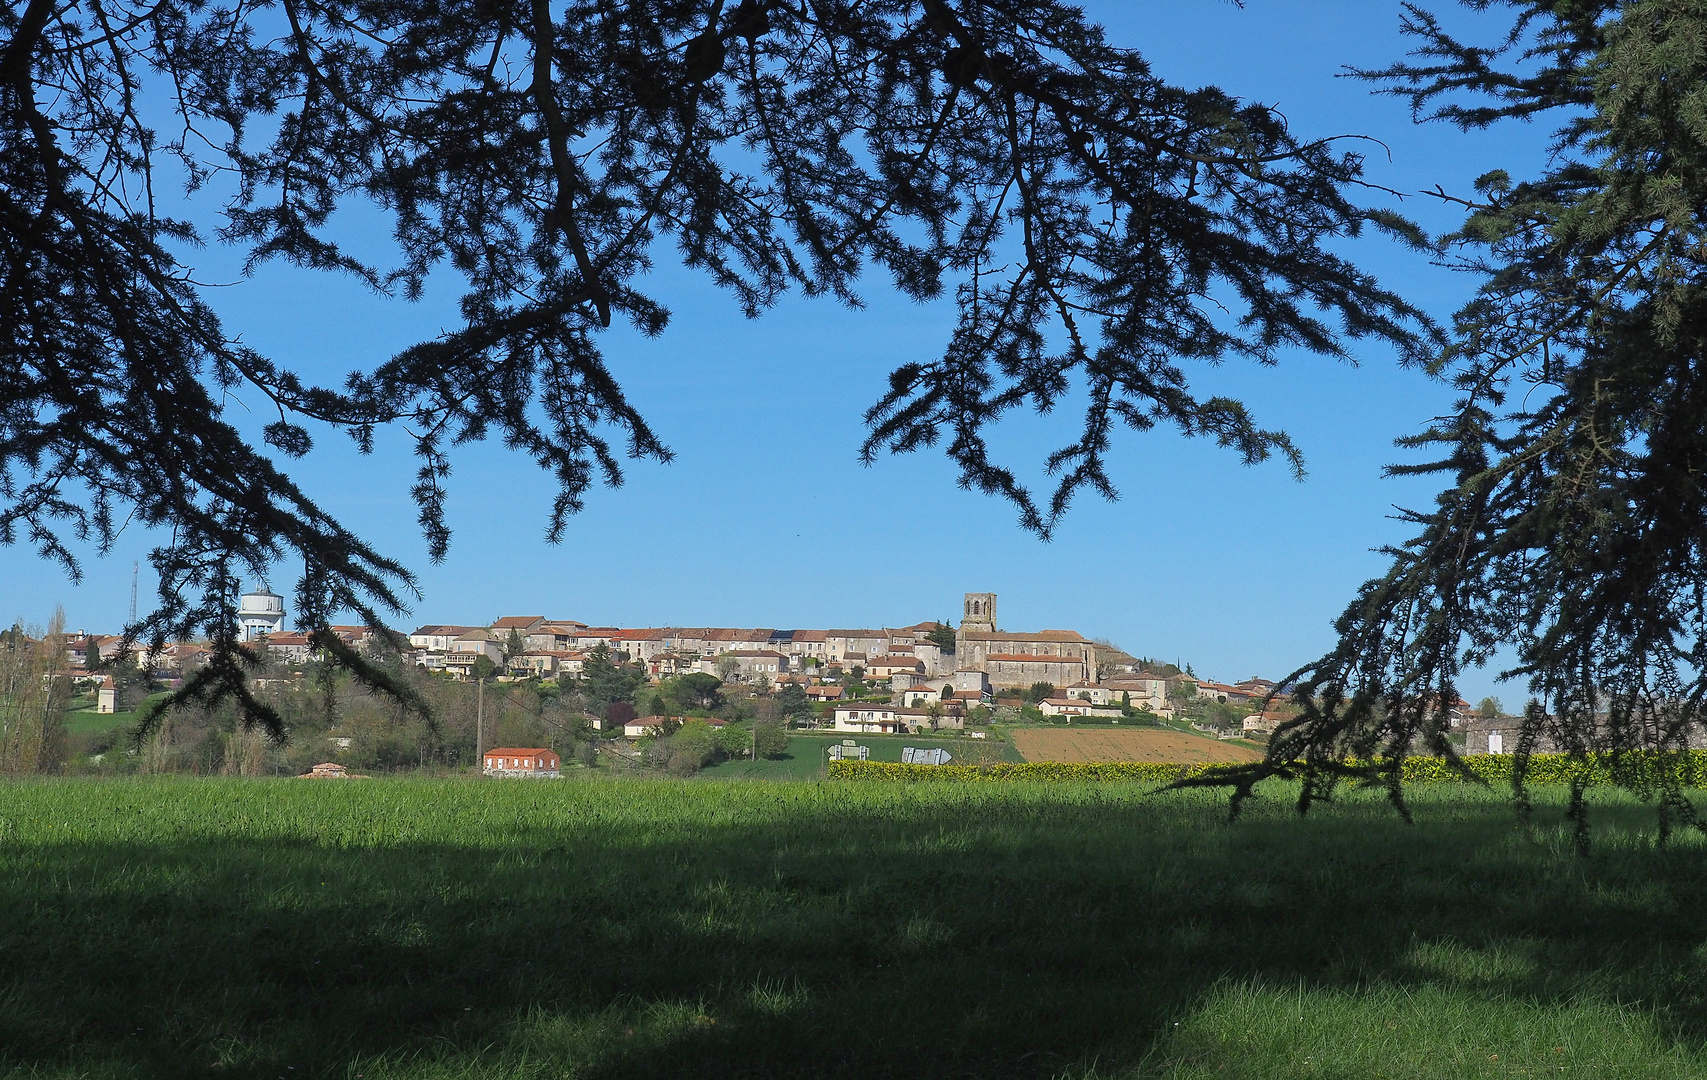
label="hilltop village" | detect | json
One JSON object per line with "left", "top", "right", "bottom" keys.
{"left": 267, "top": 588, "right": 1287, "bottom": 737}
{"left": 53, "top": 589, "right": 1296, "bottom": 740}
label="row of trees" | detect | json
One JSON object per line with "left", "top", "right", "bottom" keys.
{"left": 637, "top": 719, "right": 790, "bottom": 777}
{"left": 0, "top": 613, "right": 70, "bottom": 775}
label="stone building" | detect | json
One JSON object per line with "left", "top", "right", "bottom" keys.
{"left": 953, "top": 592, "right": 1097, "bottom": 688}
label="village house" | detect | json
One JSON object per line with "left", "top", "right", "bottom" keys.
{"left": 949, "top": 668, "right": 993, "bottom": 701}
{"left": 509, "top": 649, "right": 586, "bottom": 678}
{"left": 482, "top": 747, "right": 561, "bottom": 777}
{"left": 524, "top": 621, "right": 589, "bottom": 651}
{"left": 830, "top": 703, "right": 958, "bottom": 733}
{"left": 1104, "top": 675, "right": 1168, "bottom": 712}
{"left": 611, "top": 628, "right": 670, "bottom": 662}
{"left": 804, "top": 684, "right": 845, "bottom": 702}
{"left": 867, "top": 653, "right": 926, "bottom": 683}
{"left": 1194, "top": 680, "right": 1256, "bottom": 704}
{"left": 490, "top": 615, "right": 547, "bottom": 637}
{"left": 65, "top": 633, "right": 130, "bottom": 670}
{"left": 722, "top": 650, "right": 788, "bottom": 680}
{"left": 901, "top": 683, "right": 958, "bottom": 709}
{"left": 328, "top": 625, "right": 375, "bottom": 651}
{"left": 770, "top": 629, "right": 829, "bottom": 664}
{"left": 623, "top": 716, "right": 668, "bottom": 738}
{"left": 647, "top": 652, "right": 694, "bottom": 677}
{"left": 441, "top": 653, "right": 486, "bottom": 679}
{"left": 826, "top": 630, "right": 891, "bottom": 664}
{"left": 152, "top": 641, "right": 209, "bottom": 676}
{"left": 906, "top": 639, "right": 947, "bottom": 673}
{"left": 1242, "top": 711, "right": 1291, "bottom": 736}
{"left": 661, "top": 627, "right": 775, "bottom": 658}
{"left": 450, "top": 629, "right": 504, "bottom": 663}
{"left": 1236, "top": 677, "right": 1280, "bottom": 697}
{"left": 1063, "top": 680, "right": 1113, "bottom": 705}
{"left": 1038, "top": 696, "right": 1123, "bottom": 719}
{"left": 264, "top": 632, "right": 314, "bottom": 665}
{"left": 409, "top": 625, "right": 481, "bottom": 652}
{"left": 831, "top": 703, "right": 935, "bottom": 734}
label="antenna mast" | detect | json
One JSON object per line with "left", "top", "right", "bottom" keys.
{"left": 129, "top": 561, "right": 138, "bottom": 625}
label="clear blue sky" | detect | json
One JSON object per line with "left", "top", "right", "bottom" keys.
{"left": 2, "top": 2, "right": 1546, "bottom": 703}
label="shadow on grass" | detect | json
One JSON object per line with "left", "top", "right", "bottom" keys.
{"left": 1, "top": 781, "right": 1705, "bottom": 1078}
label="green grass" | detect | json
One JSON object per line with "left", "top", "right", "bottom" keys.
{"left": 700, "top": 733, "right": 1024, "bottom": 779}
{"left": 63, "top": 691, "right": 169, "bottom": 735}
{"left": 3, "top": 779, "right": 1707, "bottom": 1078}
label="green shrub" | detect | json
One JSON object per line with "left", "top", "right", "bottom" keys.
{"left": 665, "top": 720, "right": 719, "bottom": 776}
{"left": 714, "top": 724, "right": 752, "bottom": 759}
{"left": 752, "top": 721, "right": 788, "bottom": 760}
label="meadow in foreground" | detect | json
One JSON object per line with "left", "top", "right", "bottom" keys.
{"left": 1, "top": 778, "right": 1706, "bottom": 1079}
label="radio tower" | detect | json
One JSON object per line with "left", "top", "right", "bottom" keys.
{"left": 129, "top": 561, "right": 138, "bottom": 626}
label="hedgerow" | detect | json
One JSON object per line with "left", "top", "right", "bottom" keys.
{"left": 829, "top": 751, "right": 1707, "bottom": 786}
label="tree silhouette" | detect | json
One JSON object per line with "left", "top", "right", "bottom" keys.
{"left": 1186, "top": 2, "right": 1707, "bottom": 841}
{"left": 1, "top": 0, "right": 1430, "bottom": 733}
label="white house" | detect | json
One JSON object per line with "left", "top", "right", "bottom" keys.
{"left": 831, "top": 703, "right": 933, "bottom": 734}
{"left": 1038, "top": 696, "right": 1123, "bottom": 718}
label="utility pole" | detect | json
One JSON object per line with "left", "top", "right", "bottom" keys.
{"left": 475, "top": 675, "right": 486, "bottom": 769}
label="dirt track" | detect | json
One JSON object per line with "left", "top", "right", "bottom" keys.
{"left": 1012, "top": 727, "right": 1262, "bottom": 764}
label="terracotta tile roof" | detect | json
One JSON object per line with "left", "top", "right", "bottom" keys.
{"left": 961, "top": 629, "right": 1089, "bottom": 643}
{"left": 491, "top": 616, "right": 546, "bottom": 629}
{"left": 485, "top": 747, "right": 554, "bottom": 756}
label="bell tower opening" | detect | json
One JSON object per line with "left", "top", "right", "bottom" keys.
{"left": 961, "top": 592, "right": 996, "bottom": 634}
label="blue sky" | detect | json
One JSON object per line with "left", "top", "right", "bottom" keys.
{"left": 2, "top": 2, "right": 1548, "bottom": 703}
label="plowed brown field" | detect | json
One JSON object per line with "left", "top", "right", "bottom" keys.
{"left": 1012, "top": 727, "right": 1262, "bottom": 764}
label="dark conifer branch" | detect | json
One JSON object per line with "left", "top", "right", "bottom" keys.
{"left": 1182, "top": 2, "right": 1707, "bottom": 841}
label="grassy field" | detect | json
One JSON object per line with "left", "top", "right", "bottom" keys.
{"left": 63, "top": 691, "right": 169, "bottom": 735}
{"left": 3, "top": 778, "right": 1707, "bottom": 1078}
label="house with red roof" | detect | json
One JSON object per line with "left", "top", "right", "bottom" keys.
{"left": 482, "top": 747, "right": 561, "bottom": 778}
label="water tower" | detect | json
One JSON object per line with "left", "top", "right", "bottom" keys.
{"left": 238, "top": 586, "right": 285, "bottom": 640}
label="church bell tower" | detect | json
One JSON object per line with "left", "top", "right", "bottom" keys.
{"left": 961, "top": 592, "right": 996, "bottom": 633}
{"left": 957, "top": 592, "right": 997, "bottom": 664}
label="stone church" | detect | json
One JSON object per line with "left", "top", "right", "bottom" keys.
{"left": 954, "top": 592, "right": 1097, "bottom": 689}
